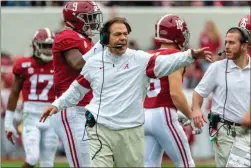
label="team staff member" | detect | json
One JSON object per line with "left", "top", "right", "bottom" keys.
{"left": 40, "top": 17, "right": 212, "bottom": 167}
{"left": 192, "top": 27, "right": 250, "bottom": 167}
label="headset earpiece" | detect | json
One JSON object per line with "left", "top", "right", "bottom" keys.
{"left": 100, "top": 23, "right": 110, "bottom": 46}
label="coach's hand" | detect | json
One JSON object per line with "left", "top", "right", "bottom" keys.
{"left": 40, "top": 105, "right": 58, "bottom": 123}
{"left": 191, "top": 47, "right": 213, "bottom": 62}
{"left": 241, "top": 111, "right": 251, "bottom": 128}
{"left": 192, "top": 109, "right": 207, "bottom": 129}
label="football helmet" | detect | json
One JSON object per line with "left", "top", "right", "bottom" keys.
{"left": 155, "top": 14, "right": 190, "bottom": 51}
{"left": 63, "top": 1, "right": 103, "bottom": 36}
{"left": 32, "top": 28, "right": 55, "bottom": 62}
{"left": 238, "top": 15, "right": 251, "bottom": 33}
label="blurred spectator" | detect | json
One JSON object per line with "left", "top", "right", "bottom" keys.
{"left": 105, "top": 1, "right": 162, "bottom": 7}
{"left": 183, "top": 60, "right": 203, "bottom": 89}
{"left": 148, "top": 37, "right": 161, "bottom": 50}
{"left": 51, "top": 1, "right": 65, "bottom": 6}
{"left": 199, "top": 20, "right": 222, "bottom": 71}
{"left": 1, "top": 52, "right": 22, "bottom": 160}
{"left": 1, "top": 52, "right": 14, "bottom": 89}
{"left": 30, "top": 1, "right": 46, "bottom": 6}
{"left": 1, "top": 0, "right": 250, "bottom": 7}
{"left": 128, "top": 40, "right": 139, "bottom": 50}
{"left": 1, "top": 1, "right": 31, "bottom": 6}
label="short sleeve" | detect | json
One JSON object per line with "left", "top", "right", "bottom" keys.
{"left": 194, "top": 63, "right": 217, "bottom": 98}
{"left": 53, "top": 36, "right": 82, "bottom": 52}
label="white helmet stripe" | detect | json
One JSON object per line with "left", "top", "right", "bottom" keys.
{"left": 156, "top": 14, "right": 173, "bottom": 38}
{"left": 92, "top": 1, "right": 98, "bottom": 11}
{"left": 44, "top": 28, "right": 51, "bottom": 40}
{"left": 33, "top": 31, "right": 39, "bottom": 38}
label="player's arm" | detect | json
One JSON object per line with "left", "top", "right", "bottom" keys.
{"left": 5, "top": 75, "right": 23, "bottom": 144}
{"left": 7, "top": 75, "right": 23, "bottom": 111}
{"left": 64, "top": 48, "right": 85, "bottom": 70}
{"left": 169, "top": 68, "right": 192, "bottom": 119}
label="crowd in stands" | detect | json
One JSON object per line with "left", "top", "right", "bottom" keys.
{"left": 1, "top": 1, "right": 250, "bottom": 7}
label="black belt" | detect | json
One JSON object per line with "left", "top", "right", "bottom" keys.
{"left": 220, "top": 118, "right": 241, "bottom": 126}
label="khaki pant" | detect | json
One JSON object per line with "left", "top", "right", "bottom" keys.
{"left": 87, "top": 123, "right": 144, "bottom": 167}
{"left": 213, "top": 123, "right": 251, "bottom": 167}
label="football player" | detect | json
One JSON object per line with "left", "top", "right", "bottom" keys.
{"left": 49, "top": 1, "right": 103, "bottom": 167}
{"left": 4, "top": 28, "right": 58, "bottom": 168}
{"left": 143, "top": 14, "right": 195, "bottom": 167}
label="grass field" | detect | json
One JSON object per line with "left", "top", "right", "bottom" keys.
{"left": 1, "top": 160, "right": 216, "bottom": 167}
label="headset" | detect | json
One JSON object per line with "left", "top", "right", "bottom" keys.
{"left": 227, "top": 27, "right": 249, "bottom": 43}
{"left": 210, "top": 27, "right": 249, "bottom": 138}
{"left": 218, "top": 26, "right": 249, "bottom": 56}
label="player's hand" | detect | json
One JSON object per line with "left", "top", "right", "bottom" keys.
{"left": 177, "top": 112, "right": 191, "bottom": 126}
{"left": 241, "top": 111, "right": 251, "bottom": 128}
{"left": 192, "top": 109, "right": 207, "bottom": 129}
{"left": 40, "top": 105, "right": 58, "bottom": 123}
{"left": 5, "top": 127, "right": 18, "bottom": 145}
{"left": 190, "top": 120, "right": 203, "bottom": 135}
{"left": 4, "top": 110, "right": 19, "bottom": 145}
{"left": 191, "top": 47, "right": 213, "bottom": 62}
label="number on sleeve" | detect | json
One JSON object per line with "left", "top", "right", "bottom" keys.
{"left": 147, "top": 78, "right": 161, "bottom": 98}
{"left": 28, "top": 74, "right": 53, "bottom": 101}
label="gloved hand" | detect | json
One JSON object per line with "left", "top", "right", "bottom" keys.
{"left": 4, "top": 110, "right": 19, "bottom": 144}
{"left": 190, "top": 120, "right": 203, "bottom": 135}
{"left": 178, "top": 112, "right": 203, "bottom": 135}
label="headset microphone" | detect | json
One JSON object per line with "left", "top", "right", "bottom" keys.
{"left": 107, "top": 44, "right": 123, "bottom": 49}
{"left": 100, "top": 41, "right": 123, "bottom": 49}
{"left": 217, "top": 50, "right": 226, "bottom": 56}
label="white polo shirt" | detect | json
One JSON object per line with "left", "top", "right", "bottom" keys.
{"left": 195, "top": 57, "right": 250, "bottom": 123}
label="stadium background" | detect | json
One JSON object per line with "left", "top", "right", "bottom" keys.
{"left": 1, "top": 1, "right": 250, "bottom": 167}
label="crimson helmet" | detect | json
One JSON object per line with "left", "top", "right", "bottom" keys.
{"left": 238, "top": 15, "right": 251, "bottom": 33}
{"left": 32, "top": 28, "right": 55, "bottom": 62}
{"left": 63, "top": 1, "right": 103, "bottom": 36}
{"left": 155, "top": 14, "right": 190, "bottom": 51}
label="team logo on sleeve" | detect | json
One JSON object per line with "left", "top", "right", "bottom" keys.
{"left": 22, "top": 62, "right": 31, "bottom": 68}
{"left": 28, "top": 67, "right": 34, "bottom": 74}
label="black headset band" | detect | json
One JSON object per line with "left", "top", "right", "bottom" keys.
{"left": 227, "top": 27, "right": 249, "bottom": 43}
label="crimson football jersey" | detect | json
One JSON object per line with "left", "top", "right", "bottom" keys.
{"left": 13, "top": 57, "right": 55, "bottom": 103}
{"left": 52, "top": 29, "right": 93, "bottom": 106}
{"left": 144, "top": 48, "right": 185, "bottom": 109}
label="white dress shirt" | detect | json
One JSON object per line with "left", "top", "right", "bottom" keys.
{"left": 53, "top": 48, "right": 195, "bottom": 130}
{"left": 195, "top": 58, "right": 250, "bottom": 123}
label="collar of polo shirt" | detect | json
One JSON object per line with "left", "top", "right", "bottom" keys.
{"left": 227, "top": 57, "right": 251, "bottom": 70}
